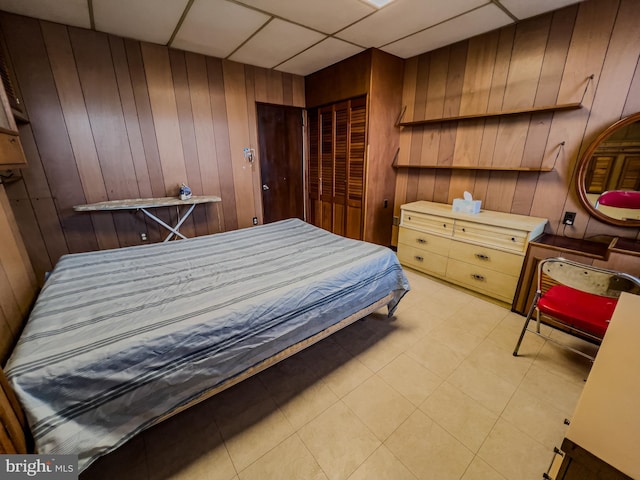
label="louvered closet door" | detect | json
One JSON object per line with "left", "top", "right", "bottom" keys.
{"left": 307, "top": 96, "right": 367, "bottom": 239}
{"left": 320, "top": 106, "right": 334, "bottom": 232}
{"left": 346, "top": 97, "right": 366, "bottom": 240}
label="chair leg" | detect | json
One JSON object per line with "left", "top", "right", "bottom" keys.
{"left": 513, "top": 293, "right": 539, "bottom": 357}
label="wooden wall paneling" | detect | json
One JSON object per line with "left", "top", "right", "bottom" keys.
{"left": 437, "top": 43, "right": 466, "bottom": 204}
{"left": 222, "top": 60, "right": 256, "bottom": 229}
{"left": 168, "top": 50, "right": 201, "bottom": 239}
{"left": 251, "top": 66, "right": 268, "bottom": 104}
{"left": 0, "top": 307, "right": 14, "bottom": 366}
{"left": 391, "top": 57, "right": 418, "bottom": 245}
{"left": 417, "top": 49, "right": 450, "bottom": 201}
{"left": 184, "top": 52, "right": 223, "bottom": 235}
{"left": 124, "top": 42, "right": 165, "bottom": 194}
{"left": 207, "top": 57, "right": 236, "bottom": 231}
{"left": 0, "top": 257, "right": 20, "bottom": 323}
{"left": 69, "top": 28, "right": 142, "bottom": 248}
{"left": 282, "top": 73, "right": 293, "bottom": 106}
{"left": 0, "top": 185, "right": 35, "bottom": 317}
{"left": 291, "top": 75, "right": 305, "bottom": 108}
{"left": 266, "top": 70, "right": 284, "bottom": 105}
{"left": 243, "top": 65, "right": 263, "bottom": 225}
{"left": 450, "top": 32, "right": 499, "bottom": 200}
{"left": 622, "top": 56, "right": 640, "bottom": 117}
{"left": 484, "top": 15, "right": 551, "bottom": 210}
{"left": 530, "top": 0, "right": 620, "bottom": 234}
{"left": 5, "top": 184, "right": 50, "bottom": 285}
{"left": 110, "top": 37, "right": 153, "bottom": 200}
{"left": 140, "top": 43, "right": 189, "bottom": 194}
{"left": 366, "top": 50, "right": 403, "bottom": 245}
{"left": 41, "top": 23, "right": 120, "bottom": 251}
{"left": 15, "top": 125, "right": 67, "bottom": 270}
{"left": 304, "top": 50, "right": 371, "bottom": 108}
{"left": 1, "top": 14, "right": 97, "bottom": 254}
{"left": 123, "top": 40, "right": 165, "bottom": 243}
{"left": 141, "top": 43, "right": 192, "bottom": 238}
{"left": 478, "top": 26, "right": 515, "bottom": 170}
{"left": 485, "top": 16, "right": 550, "bottom": 211}
{"left": 513, "top": 6, "right": 578, "bottom": 215}
{"left": 406, "top": 54, "right": 430, "bottom": 202}
{"left": 109, "top": 36, "right": 162, "bottom": 241}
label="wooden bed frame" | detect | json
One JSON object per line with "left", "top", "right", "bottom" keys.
{"left": 0, "top": 290, "right": 394, "bottom": 458}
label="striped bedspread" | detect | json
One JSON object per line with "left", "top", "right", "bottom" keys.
{"left": 5, "top": 219, "right": 409, "bottom": 471}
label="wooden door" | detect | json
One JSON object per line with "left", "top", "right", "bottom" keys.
{"left": 307, "top": 96, "right": 367, "bottom": 239}
{"left": 257, "top": 103, "right": 304, "bottom": 223}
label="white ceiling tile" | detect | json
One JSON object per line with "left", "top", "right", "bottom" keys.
{"left": 336, "top": 0, "right": 488, "bottom": 48}
{"left": 93, "top": 0, "right": 189, "bottom": 45}
{"left": 229, "top": 18, "right": 326, "bottom": 69}
{"left": 172, "top": 0, "right": 270, "bottom": 59}
{"left": 382, "top": 3, "right": 513, "bottom": 58}
{"left": 236, "top": 0, "right": 375, "bottom": 34}
{"left": 500, "top": 0, "right": 584, "bottom": 20}
{"left": 0, "top": 0, "right": 90, "bottom": 28}
{"left": 276, "top": 37, "right": 364, "bottom": 76}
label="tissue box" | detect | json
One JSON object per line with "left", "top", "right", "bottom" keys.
{"left": 452, "top": 198, "right": 481, "bottom": 214}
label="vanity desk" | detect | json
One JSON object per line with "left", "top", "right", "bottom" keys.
{"left": 512, "top": 234, "right": 640, "bottom": 315}
{"left": 549, "top": 292, "right": 640, "bottom": 479}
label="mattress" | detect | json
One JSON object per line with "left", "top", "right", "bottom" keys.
{"left": 5, "top": 218, "right": 409, "bottom": 471}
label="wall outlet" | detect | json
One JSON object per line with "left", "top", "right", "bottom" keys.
{"left": 252, "top": 217, "right": 258, "bottom": 225}
{"left": 140, "top": 232, "right": 148, "bottom": 241}
{"left": 562, "top": 212, "right": 576, "bottom": 225}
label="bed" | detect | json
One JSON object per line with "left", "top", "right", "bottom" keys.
{"left": 0, "top": 218, "right": 409, "bottom": 471}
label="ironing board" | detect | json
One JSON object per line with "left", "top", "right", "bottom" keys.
{"left": 74, "top": 195, "right": 222, "bottom": 241}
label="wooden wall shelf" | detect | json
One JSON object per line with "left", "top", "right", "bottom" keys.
{"left": 397, "top": 102, "right": 582, "bottom": 127}
{"left": 392, "top": 163, "right": 554, "bottom": 172}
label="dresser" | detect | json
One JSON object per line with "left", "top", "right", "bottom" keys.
{"left": 398, "top": 201, "right": 547, "bottom": 303}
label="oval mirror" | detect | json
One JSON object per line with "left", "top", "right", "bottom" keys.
{"left": 576, "top": 112, "right": 640, "bottom": 227}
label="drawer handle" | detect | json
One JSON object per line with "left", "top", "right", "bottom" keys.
{"left": 443, "top": 223, "right": 447, "bottom": 228}
{"left": 408, "top": 216, "right": 412, "bottom": 220}
{"left": 511, "top": 237, "right": 516, "bottom": 242}
{"left": 471, "top": 274, "right": 485, "bottom": 281}
{"left": 414, "top": 255, "right": 424, "bottom": 262}
{"left": 461, "top": 228, "right": 466, "bottom": 232}
{"left": 416, "top": 238, "right": 427, "bottom": 244}
{"left": 475, "top": 253, "right": 490, "bottom": 261}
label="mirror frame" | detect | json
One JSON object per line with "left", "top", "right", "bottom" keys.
{"left": 576, "top": 112, "right": 640, "bottom": 228}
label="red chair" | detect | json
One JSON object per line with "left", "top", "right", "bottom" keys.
{"left": 595, "top": 190, "right": 640, "bottom": 209}
{"left": 513, "top": 257, "right": 640, "bottom": 361}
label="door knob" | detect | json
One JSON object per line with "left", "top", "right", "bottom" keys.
{"left": 262, "top": 184, "right": 270, "bottom": 191}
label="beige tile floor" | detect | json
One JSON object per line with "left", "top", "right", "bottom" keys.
{"left": 80, "top": 268, "right": 596, "bottom": 480}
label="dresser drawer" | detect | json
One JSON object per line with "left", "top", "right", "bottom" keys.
{"left": 402, "top": 210, "right": 453, "bottom": 236}
{"left": 446, "top": 258, "right": 518, "bottom": 302}
{"left": 397, "top": 244, "right": 448, "bottom": 276}
{"left": 448, "top": 241, "right": 523, "bottom": 276}
{"left": 454, "top": 220, "right": 527, "bottom": 253}
{"left": 398, "top": 227, "right": 451, "bottom": 255}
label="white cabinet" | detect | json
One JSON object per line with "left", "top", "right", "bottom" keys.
{"left": 398, "top": 201, "right": 547, "bottom": 303}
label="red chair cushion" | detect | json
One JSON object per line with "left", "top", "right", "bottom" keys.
{"left": 537, "top": 285, "right": 618, "bottom": 338}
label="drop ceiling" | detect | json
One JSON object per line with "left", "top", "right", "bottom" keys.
{"left": 0, "top": 0, "right": 584, "bottom": 76}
